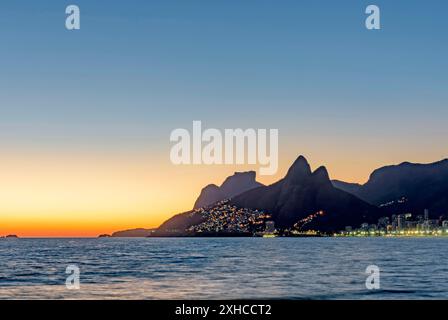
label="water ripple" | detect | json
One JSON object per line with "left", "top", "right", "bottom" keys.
{"left": 0, "top": 237, "right": 447, "bottom": 299}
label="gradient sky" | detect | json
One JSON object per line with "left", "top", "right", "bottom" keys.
{"left": 1, "top": 0, "right": 447, "bottom": 236}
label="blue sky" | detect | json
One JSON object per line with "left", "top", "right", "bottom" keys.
{"left": 0, "top": 0, "right": 447, "bottom": 164}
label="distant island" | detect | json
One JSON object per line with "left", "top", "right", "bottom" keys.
{"left": 1, "top": 235, "right": 19, "bottom": 239}
{"left": 108, "top": 155, "right": 448, "bottom": 238}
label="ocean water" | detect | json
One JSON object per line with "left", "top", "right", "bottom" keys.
{"left": 0, "top": 237, "right": 447, "bottom": 299}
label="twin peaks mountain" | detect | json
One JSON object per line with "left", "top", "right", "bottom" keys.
{"left": 194, "top": 171, "right": 264, "bottom": 209}
{"left": 158, "top": 155, "right": 382, "bottom": 233}
{"left": 230, "top": 156, "right": 380, "bottom": 232}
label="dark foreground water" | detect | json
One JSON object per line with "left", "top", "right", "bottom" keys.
{"left": 0, "top": 237, "right": 447, "bottom": 299}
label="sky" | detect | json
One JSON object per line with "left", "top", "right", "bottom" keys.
{"left": 0, "top": 0, "right": 447, "bottom": 236}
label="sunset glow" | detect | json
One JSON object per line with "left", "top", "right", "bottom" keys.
{"left": 1, "top": 147, "right": 447, "bottom": 237}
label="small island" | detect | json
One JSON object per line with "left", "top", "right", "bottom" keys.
{"left": 1, "top": 235, "right": 19, "bottom": 239}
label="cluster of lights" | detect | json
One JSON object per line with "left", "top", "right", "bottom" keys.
{"left": 335, "top": 228, "right": 448, "bottom": 237}
{"left": 293, "top": 210, "right": 325, "bottom": 231}
{"left": 379, "top": 197, "right": 408, "bottom": 208}
{"left": 188, "top": 200, "right": 271, "bottom": 234}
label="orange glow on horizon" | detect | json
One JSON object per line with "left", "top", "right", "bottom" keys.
{"left": 1, "top": 145, "right": 446, "bottom": 237}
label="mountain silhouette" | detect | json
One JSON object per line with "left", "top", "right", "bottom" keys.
{"left": 230, "top": 156, "right": 381, "bottom": 232}
{"left": 332, "top": 159, "right": 448, "bottom": 217}
{"left": 157, "top": 171, "right": 263, "bottom": 234}
{"left": 157, "top": 210, "right": 205, "bottom": 234}
{"left": 111, "top": 228, "right": 156, "bottom": 237}
{"left": 331, "top": 180, "right": 362, "bottom": 195}
{"left": 193, "top": 171, "right": 264, "bottom": 209}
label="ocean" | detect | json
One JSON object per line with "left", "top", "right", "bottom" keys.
{"left": 0, "top": 237, "right": 447, "bottom": 299}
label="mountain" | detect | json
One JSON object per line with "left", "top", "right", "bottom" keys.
{"left": 331, "top": 180, "right": 362, "bottom": 194}
{"left": 156, "top": 171, "right": 264, "bottom": 235}
{"left": 156, "top": 210, "right": 204, "bottom": 235}
{"left": 332, "top": 159, "right": 448, "bottom": 217}
{"left": 111, "top": 228, "right": 156, "bottom": 237}
{"left": 230, "top": 156, "right": 381, "bottom": 232}
{"left": 193, "top": 171, "right": 264, "bottom": 209}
